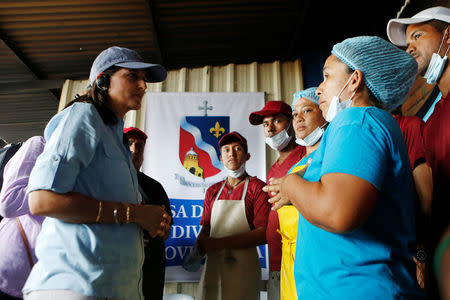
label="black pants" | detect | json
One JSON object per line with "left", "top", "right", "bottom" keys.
{"left": 0, "top": 290, "right": 22, "bottom": 300}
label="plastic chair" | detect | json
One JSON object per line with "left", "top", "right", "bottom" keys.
{"left": 163, "top": 294, "right": 195, "bottom": 300}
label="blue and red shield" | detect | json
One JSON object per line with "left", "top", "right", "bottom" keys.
{"left": 179, "top": 116, "right": 229, "bottom": 179}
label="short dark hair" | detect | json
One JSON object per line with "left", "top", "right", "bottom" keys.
{"left": 425, "top": 19, "right": 449, "bottom": 33}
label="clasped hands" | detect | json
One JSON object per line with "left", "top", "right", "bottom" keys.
{"left": 263, "top": 176, "right": 290, "bottom": 211}
{"left": 138, "top": 204, "right": 172, "bottom": 238}
{"left": 263, "top": 159, "right": 310, "bottom": 210}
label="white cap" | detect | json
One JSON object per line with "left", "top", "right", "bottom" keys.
{"left": 387, "top": 6, "right": 450, "bottom": 47}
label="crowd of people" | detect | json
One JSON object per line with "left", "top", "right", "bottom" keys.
{"left": 0, "top": 5, "right": 449, "bottom": 300}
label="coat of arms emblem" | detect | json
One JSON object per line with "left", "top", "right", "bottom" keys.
{"left": 179, "top": 101, "right": 229, "bottom": 179}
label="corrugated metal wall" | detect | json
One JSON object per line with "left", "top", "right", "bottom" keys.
{"left": 59, "top": 59, "right": 303, "bottom": 297}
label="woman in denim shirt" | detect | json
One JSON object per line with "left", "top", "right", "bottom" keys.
{"left": 23, "top": 47, "right": 170, "bottom": 300}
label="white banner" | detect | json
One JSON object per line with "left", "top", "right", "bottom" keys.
{"left": 142, "top": 92, "right": 267, "bottom": 282}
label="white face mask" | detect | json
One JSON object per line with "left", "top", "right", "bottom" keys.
{"left": 424, "top": 34, "right": 449, "bottom": 84}
{"left": 224, "top": 162, "right": 246, "bottom": 178}
{"left": 265, "top": 128, "right": 292, "bottom": 150}
{"left": 296, "top": 122, "right": 327, "bottom": 147}
{"left": 325, "top": 71, "right": 357, "bottom": 122}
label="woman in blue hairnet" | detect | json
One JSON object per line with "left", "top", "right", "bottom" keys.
{"left": 264, "top": 36, "right": 424, "bottom": 299}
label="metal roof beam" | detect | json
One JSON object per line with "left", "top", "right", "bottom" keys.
{"left": 0, "top": 35, "right": 60, "bottom": 101}
{"left": 0, "top": 79, "right": 64, "bottom": 94}
{"left": 144, "top": 0, "right": 164, "bottom": 65}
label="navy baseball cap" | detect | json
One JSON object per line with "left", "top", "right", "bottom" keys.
{"left": 89, "top": 46, "right": 167, "bottom": 85}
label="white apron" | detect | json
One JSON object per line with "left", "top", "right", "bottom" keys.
{"left": 197, "top": 178, "right": 261, "bottom": 300}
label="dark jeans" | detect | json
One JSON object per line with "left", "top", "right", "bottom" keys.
{"left": 0, "top": 290, "right": 22, "bottom": 300}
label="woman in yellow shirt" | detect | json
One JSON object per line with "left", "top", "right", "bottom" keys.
{"left": 276, "top": 87, "right": 327, "bottom": 300}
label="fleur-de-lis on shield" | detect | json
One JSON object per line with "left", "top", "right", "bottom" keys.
{"left": 210, "top": 121, "right": 225, "bottom": 138}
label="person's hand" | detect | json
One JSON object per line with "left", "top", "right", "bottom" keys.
{"left": 263, "top": 176, "right": 290, "bottom": 210}
{"left": 161, "top": 214, "right": 172, "bottom": 240}
{"left": 264, "top": 159, "right": 312, "bottom": 210}
{"left": 137, "top": 204, "right": 171, "bottom": 238}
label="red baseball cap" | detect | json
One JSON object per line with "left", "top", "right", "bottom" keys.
{"left": 249, "top": 101, "right": 292, "bottom": 125}
{"left": 123, "top": 127, "right": 148, "bottom": 140}
{"left": 218, "top": 131, "right": 247, "bottom": 152}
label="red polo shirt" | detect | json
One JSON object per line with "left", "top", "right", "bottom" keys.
{"left": 200, "top": 176, "right": 270, "bottom": 230}
{"left": 394, "top": 115, "right": 426, "bottom": 171}
{"left": 266, "top": 145, "right": 306, "bottom": 271}
{"left": 422, "top": 92, "right": 450, "bottom": 243}
{"left": 423, "top": 92, "right": 450, "bottom": 176}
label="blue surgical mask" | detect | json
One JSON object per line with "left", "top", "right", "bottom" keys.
{"left": 295, "top": 122, "right": 327, "bottom": 147}
{"left": 325, "top": 72, "right": 357, "bottom": 122}
{"left": 424, "top": 34, "right": 449, "bottom": 84}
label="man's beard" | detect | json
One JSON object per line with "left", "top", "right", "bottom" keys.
{"left": 417, "top": 54, "right": 431, "bottom": 77}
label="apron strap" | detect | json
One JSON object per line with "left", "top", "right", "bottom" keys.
{"left": 215, "top": 176, "right": 250, "bottom": 203}
{"left": 215, "top": 180, "right": 228, "bottom": 202}
{"left": 214, "top": 176, "right": 250, "bottom": 206}
{"left": 240, "top": 177, "right": 250, "bottom": 202}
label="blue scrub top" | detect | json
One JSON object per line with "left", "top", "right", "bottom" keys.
{"left": 294, "top": 107, "right": 423, "bottom": 299}
{"left": 24, "top": 103, "right": 144, "bottom": 300}
{"left": 287, "top": 151, "right": 315, "bottom": 175}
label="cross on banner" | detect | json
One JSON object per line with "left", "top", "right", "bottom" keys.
{"left": 198, "top": 100, "right": 213, "bottom": 116}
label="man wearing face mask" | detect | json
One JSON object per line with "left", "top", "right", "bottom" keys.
{"left": 388, "top": 7, "right": 450, "bottom": 299}
{"left": 249, "top": 101, "right": 305, "bottom": 300}
{"left": 195, "top": 131, "right": 271, "bottom": 300}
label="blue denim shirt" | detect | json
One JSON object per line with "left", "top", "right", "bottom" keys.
{"left": 24, "top": 103, "right": 144, "bottom": 300}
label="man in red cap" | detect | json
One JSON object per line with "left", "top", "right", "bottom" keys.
{"left": 123, "top": 127, "right": 173, "bottom": 300}
{"left": 249, "top": 100, "right": 306, "bottom": 300}
{"left": 195, "top": 131, "right": 271, "bottom": 300}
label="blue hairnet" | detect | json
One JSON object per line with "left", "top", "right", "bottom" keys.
{"left": 292, "top": 87, "right": 319, "bottom": 109}
{"left": 332, "top": 36, "right": 418, "bottom": 111}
